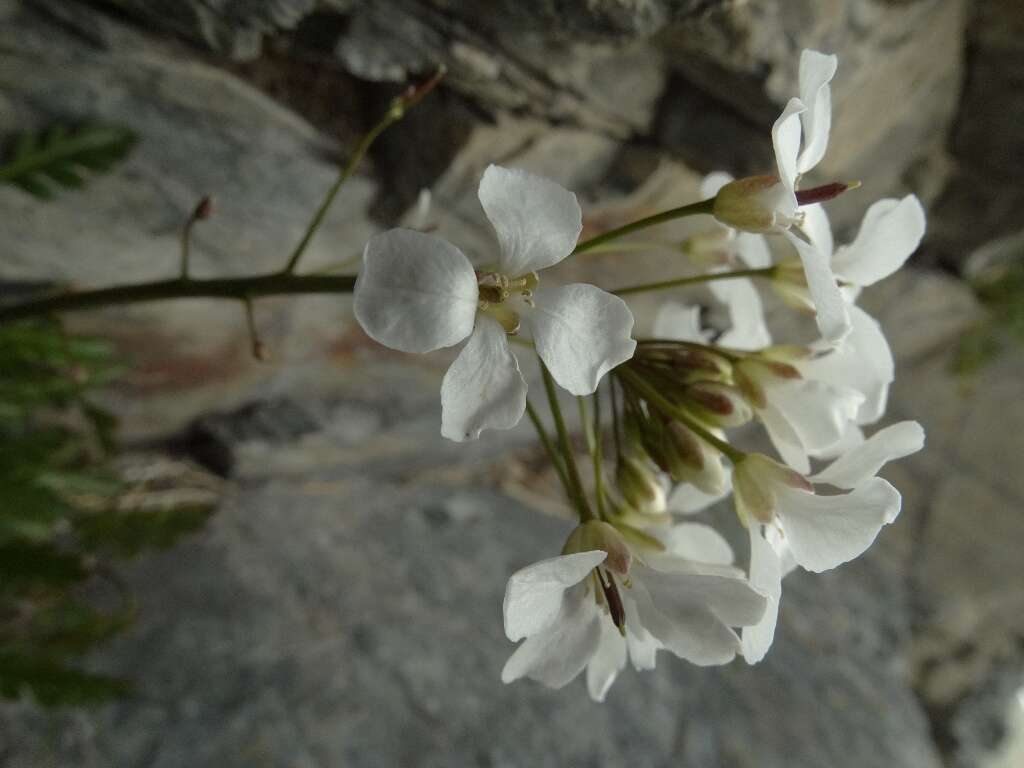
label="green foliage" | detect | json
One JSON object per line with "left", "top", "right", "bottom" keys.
{"left": 0, "top": 123, "right": 138, "bottom": 200}
{"left": 952, "top": 246, "right": 1024, "bottom": 377}
{"left": 0, "top": 320, "right": 216, "bottom": 706}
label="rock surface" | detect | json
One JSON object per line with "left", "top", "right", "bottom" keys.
{"left": 2, "top": 0, "right": 1024, "bottom": 765}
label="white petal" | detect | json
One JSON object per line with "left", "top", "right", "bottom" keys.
{"left": 529, "top": 284, "right": 636, "bottom": 396}
{"left": 796, "top": 50, "right": 838, "bottom": 174}
{"left": 501, "top": 593, "right": 602, "bottom": 688}
{"left": 652, "top": 301, "right": 710, "bottom": 343}
{"left": 764, "top": 379, "right": 865, "bottom": 459}
{"left": 783, "top": 229, "right": 851, "bottom": 345}
{"left": 629, "top": 580, "right": 740, "bottom": 666}
{"left": 735, "top": 232, "right": 773, "bottom": 269}
{"left": 741, "top": 526, "right": 782, "bottom": 664}
{"left": 759, "top": 402, "right": 812, "bottom": 474}
{"left": 354, "top": 229, "right": 478, "bottom": 353}
{"left": 812, "top": 423, "right": 865, "bottom": 461}
{"left": 798, "top": 304, "right": 894, "bottom": 424}
{"left": 586, "top": 620, "right": 627, "bottom": 702}
{"left": 502, "top": 550, "right": 606, "bottom": 642}
{"left": 810, "top": 421, "right": 925, "bottom": 490}
{"left": 710, "top": 277, "right": 772, "bottom": 350}
{"left": 623, "top": 592, "right": 661, "bottom": 670}
{"left": 655, "top": 522, "right": 734, "bottom": 566}
{"left": 440, "top": 317, "right": 527, "bottom": 442}
{"left": 777, "top": 478, "right": 902, "bottom": 573}
{"left": 772, "top": 98, "right": 806, "bottom": 194}
{"left": 636, "top": 563, "right": 767, "bottom": 628}
{"left": 800, "top": 202, "right": 834, "bottom": 258}
{"left": 478, "top": 164, "right": 582, "bottom": 277}
{"left": 701, "top": 171, "right": 735, "bottom": 199}
{"left": 831, "top": 196, "right": 927, "bottom": 287}
{"left": 667, "top": 473, "right": 732, "bottom": 515}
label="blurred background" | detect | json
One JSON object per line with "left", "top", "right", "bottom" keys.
{"left": 1, "top": 0, "right": 1023, "bottom": 766}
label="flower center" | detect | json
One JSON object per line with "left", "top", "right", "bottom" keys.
{"left": 476, "top": 271, "right": 539, "bottom": 334}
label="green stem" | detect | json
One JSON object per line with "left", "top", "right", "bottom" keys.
{"left": 582, "top": 390, "right": 607, "bottom": 520}
{"left": 572, "top": 198, "right": 715, "bottom": 256}
{"left": 612, "top": 266, "right": 776, "bottom": 297}
{"left": 539, "top": 359, "right": 593, "bottom": 521}
{"left": 0, "top": 127, "right": 130, "bottom": 184}
{"left": 616, "top": 366, "right": 744, "bottom": 463}
{"left": 525, "top": 399, "right": 572, "bottom": 497}
{"left": 281, "top": 66, "right": 446, "bottom": 275}
{"left": 0, "top": 273, "right": 356, "bottom": 324}
{"left": 636, "top": 338, "right": 742, "bottom": 362}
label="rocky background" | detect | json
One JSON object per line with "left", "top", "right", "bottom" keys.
{"left": 1, "top": 0, "right": 1023, "bottom": 766}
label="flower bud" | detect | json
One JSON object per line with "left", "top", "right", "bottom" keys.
{"left": 712, "top": 175, "right": 798, "bottom": 234}
{"left": 733, "top": 358, "right": 802, "bottom": 409}
{"left": 665, "top": 421, "right": 728, "bottom": 495}
{"left": 616, "top": 455, "right": 666, "bottom": 515}
{"left": 683, "top": 382, "right": 753, "bottom": 427}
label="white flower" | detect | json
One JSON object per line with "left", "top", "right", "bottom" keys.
{"left": 354, "top": 165, "right": 637, "bottom": 441}
{"left": 782, "top": 195, "right": 926, "bottom": 428}
{"left": 501, "top": 521, "right": 766, "bottom": 701}
{"left": 736, "top": 420, "right": 925, "bottom": 662}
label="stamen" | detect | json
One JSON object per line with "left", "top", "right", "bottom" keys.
{"left": 598, "top": 567, "right": 626, "bottom": 635}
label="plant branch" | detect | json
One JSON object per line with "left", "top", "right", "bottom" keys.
{"left": 538, "top": 359, "right": 593, "bottom": 521}
{"left": 612, "top": 266, "right": 776, "bottom": 297}
{"left": 0, "top": 273, "right": 356, "bottom": 324}
{"left": 572, "top": 198, "right": 715, "bottom": 256}
{"left": 281, "top": 66, "right": 446, "bottom": 275}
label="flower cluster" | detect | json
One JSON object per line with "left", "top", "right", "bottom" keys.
{"left": 352, "top": 48, "right": 925, "bottom": 700}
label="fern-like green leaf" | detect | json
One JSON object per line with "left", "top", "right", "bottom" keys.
{"left": 0, "top": 123, "right": 138, "bottom": 200}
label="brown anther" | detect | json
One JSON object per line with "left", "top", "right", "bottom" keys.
{"left": 598, "top": 568, "right": 626, "bottom": 634}
{"left": 686, "top": 385, "right": 734, "bottom": 415}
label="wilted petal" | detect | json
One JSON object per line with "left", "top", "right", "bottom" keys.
{"left": 586, "top": 620, "right": 627, "bottom": 702}
{"left": 773, "top": 98, "right": 806, "bottom": 194}
{"left": 652, "top": 301, "right": 710, "bottom": 343}
{"left": 502, "top": 550, "right": 606, "bottom": 642}
{"left": 354, "top": 229, "right": 479, "bottom": 353}
{"left": 501, "top": 593, "right": 602, "bottom": 688}
{"left": 783, "top": 229, "right": 851, "bottom": 345}
{"left": 711, "top": 277, "right": 772, "bottom": 350}
{"left": 798, "top": 305, "right": 894, "bottom": 424}
{"left": 797, "top": 50, "right": 838, "bottom": 174}
{"left": 440, "top": 317, "right": 527, "bottom": 442}
{"left": 741, "top": 525, "right": 782, "bottom": 664}
{"left": 777, "top": 478, "right": 902, "bottom": 573}
{"left": 478, "top": 164, "right": 582, "bottom": 277}
{"left": 810, "top": 421, "right": 925, "bottom": 490}
{"left": 831, "top": 196, "right": 927, "bottom": 287}
{"left": 530, "top": 284, "right": 636, "bottom": 395}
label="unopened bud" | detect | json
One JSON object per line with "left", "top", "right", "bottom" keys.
{"left": 665, "top": 421, "right": 728, "bottom": 495}
{"left": 616, "top": 455, "right": 666, "bottom": 515}
{"left": 192, "top": 195, "right": 214, "bottom": 221}
{"left": 684, "top": 382, "right": 753, "bottom": 427}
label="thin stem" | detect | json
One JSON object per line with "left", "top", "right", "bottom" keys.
{"left": 612, "top": 266, "right": 776, "bottom": 297}
{"left": 242, "top": 296, "right": 267, "bottom": 360}
{"left": 590, "top": 389, "right": 607, "bottom": 519}
{"left": 610, "top": 376, "right": 623, "bottom": 461}
{"left": 572, "top": 198, "right": 715, "bottom": 256}
{"left": 0, "top": 273, "right": 356, "bottom": 324}
{"left": 616, "top": 366, "right": 744, "bottom": 463}
{"left": 282, "top": 66, "right": 445, "bottom": 275}
{"left": 539, "top": 359, "right": 593, "bottom": 521}
{"left": 525, "top": 399, "right": 572, "bottom": 497}
{"left": 572, "top": 240, "right": 675, "bottom": 256}
{"left": 636, "top": 337, "right": 742, "bottom": 362}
